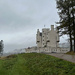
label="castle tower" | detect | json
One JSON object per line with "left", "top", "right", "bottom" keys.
{"left": 42, "top": 28, "right": 49, "bottom": 47}
{"left": 36, "top": 29, "right": 42, "bottom": 47}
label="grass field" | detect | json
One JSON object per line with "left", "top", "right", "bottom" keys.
{"left": 0, "top": 53, "right": 75, "bottom": 75}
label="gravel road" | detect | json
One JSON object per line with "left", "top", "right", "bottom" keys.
{"left": 48, "top": 53, "right": 75, "bottom": 63}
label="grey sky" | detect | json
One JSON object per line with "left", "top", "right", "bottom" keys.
{"left": 0, "top": 0, "right": 67, "bottom": 53}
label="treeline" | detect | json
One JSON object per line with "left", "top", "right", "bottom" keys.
{"left": 56, "top": 0, "right": 75, "bottom": 52}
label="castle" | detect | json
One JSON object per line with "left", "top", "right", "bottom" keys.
{"left": 25, "top": 25, "right": 70, "bottom": 53}
{"left": 36, "top": 25, "right": 59, "bottom": 48}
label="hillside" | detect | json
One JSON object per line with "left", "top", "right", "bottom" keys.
{"left": 0, "top": 53, "right": 75, "bottom": 75}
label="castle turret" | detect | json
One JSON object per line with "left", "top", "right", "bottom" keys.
{"left": 56, "top": 28, "right": 59, "bottom": 47}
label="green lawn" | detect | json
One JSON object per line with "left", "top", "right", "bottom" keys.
{"left": 0, "top": 53, "right": 75, "bottom": 75}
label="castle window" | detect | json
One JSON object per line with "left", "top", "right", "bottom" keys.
{"left": 40, "top": 33, "right": 42, "bottom": 36}
{"left": 47, "top": 40, "right": 50, "bottom": 42}
{"left": 37, "top": 41, "right": 40, "bottom": 42}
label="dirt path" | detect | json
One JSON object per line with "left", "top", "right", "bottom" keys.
{"left": 48, "top": 53, "right": 75, "bottom": 63}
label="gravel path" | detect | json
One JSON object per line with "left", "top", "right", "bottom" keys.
{"left": 48, "top": 53, "right": 75, "bottom": 63}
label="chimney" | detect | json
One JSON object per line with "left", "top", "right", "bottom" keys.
{"left": 51, "top": 25, "right": 54, "bottom": 30}
{"left": 37, "top": 29, "right": 39, "bottom": 32}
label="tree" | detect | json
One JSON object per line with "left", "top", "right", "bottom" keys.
{"left": 0, "top": 40, "right": 4, "bottom": 55}
{"left": 70, "top": 0, "right": 75, "bottom": 52}
{"left": 56, "top": 0, "right": 75, "bottom": 52}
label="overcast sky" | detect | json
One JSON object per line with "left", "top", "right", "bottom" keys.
{"left": 0, "top": 0, "right": 68, "bottom": 53}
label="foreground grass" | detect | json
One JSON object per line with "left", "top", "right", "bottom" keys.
{"left": 0, "top": 53, "right": 75, "bottom": 75}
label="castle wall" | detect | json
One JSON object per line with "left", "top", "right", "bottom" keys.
{"left": 25, "top": 47, "right": 70, "bottom": 53}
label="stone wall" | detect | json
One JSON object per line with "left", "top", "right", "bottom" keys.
{"left": 25, "top": 47, "right": 70, "bottom": 53}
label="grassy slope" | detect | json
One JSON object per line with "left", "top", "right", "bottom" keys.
{"left": 0, "top": 53, "right": 75, "bottom": 75}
